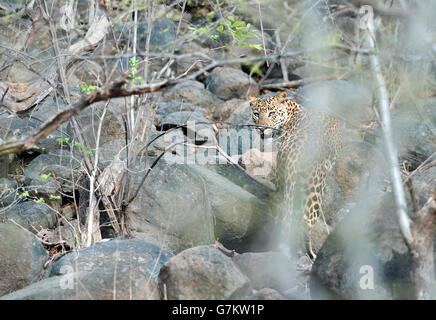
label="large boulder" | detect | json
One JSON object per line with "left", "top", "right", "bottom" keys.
{"left": 158, "top": 245, "right": 252, "bottom": 299}
{"left": 0, "top": 222, "right": 49, "bottom": 296}
{"left": 2, "top": 239, "right": 171, "bottom": 300}
{"left": 309, "top": 186, "right": 432, "bottom": 299}
{"left": 188, "top": 165, "right": 270, "bottom": 251}
{"left": 126, "top": 161, "right": 215, "bottom": 253}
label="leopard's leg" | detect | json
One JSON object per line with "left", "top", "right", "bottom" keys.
{"left": 302, "top": 162, "right": 327, "bottom": 258}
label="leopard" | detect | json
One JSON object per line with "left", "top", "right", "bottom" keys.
{"left": 249, "top": 91, "right": 342, "bottom": 258}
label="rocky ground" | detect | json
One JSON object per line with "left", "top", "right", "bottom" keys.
{"left": 0, "top": 0, "right": 435, "bottom": 300}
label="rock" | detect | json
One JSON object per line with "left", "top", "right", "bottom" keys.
{"left": 246, "top": 288, "right": 287, "bottom": 300}
{"left": 188, "top": 165, "right": 269, "bottom": 250}
{"left": 137, "top": 19, "right": 176, "bottom": 52}
{"left": 174, "top": 41, "right": 223, "bottom": 76}
{"left": 411, "top": 166, "right": 436, "bottom": 207}
{"left": 158, "top": 110, "right": 216, "bottom": 151}
{"left": 213, "top": 99, "right": 243, "bottom": 122}
{"left": 239, "top": 149, "right": 276, "bottom": 180}
{"left": 2, "top": 239, "right": 170, "bottom": 300}
{"left": 155, "top": 100, "right": 200, "bottom": 124}
{"left": 232, "top": 252, "right": 297, "bottom": 292}
{"left": 67, "top": 102, "right": 126, "bottom": 150}
{"left": 158, "top": 109, "right": 208, "bottom": 130}
{"left": 97, "top": 139, "right": 127, "bottom": 166}
{"left": 2, "top": 201, "right": 57, "bottom": 234}
{"left": 1, "top": 272, "right": 158, "bottom": 300}
{"left": 37, "top": 222, "right": 79, "bottom": 249}
{"left": 50, "top": 239, "right": 172, "bottom": 279}
{"left": 6, "top": 63, "right": 39, "bottom": 83}
{"left": 160, "top": 80, "right": 223, "bottom": 110}
{"left": 205, "top": 67, "right": 259, "bottom": 100}
{"left": 203, "top": 163, "right": 275, "bottom": 201}
{"left": 126, "top": 161, "right": 215, "bottom": 253}
{"left": 145, "top": 129, "right": 186, "bottom": 157}
{"left": 158, "top": 245, "right": 252, "bottom": 299}
{"left": 217, "top": 126, "right": 263, "bottom": 160}
{"left": 310, "top": 190, "right": 419, "bottom": 299}
{"left": 0, "top": 178, "right": 18, "bottom": 207}
{"left": 0, "top": 113, "right": 67, "bottom": 153}
{"left": 24, "top": 149, "right": 81, "bottom": 194}
{"left": 0, "top": 222, "right": 49, "bottom": 296}
{"left": 369, "top": 98, "right": 436, "bottom": 170}
{"left": 226, "top": 100, "right": 254, "bottom": 125}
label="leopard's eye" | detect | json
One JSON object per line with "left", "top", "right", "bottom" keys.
{"left": 268, "top": 112, "right": 276, "bottom": 117}
{"left": 253, "top": 112, "right": 259, "bottom": 118}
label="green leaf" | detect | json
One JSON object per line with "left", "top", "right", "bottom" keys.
{"left": 49, "top": 195, "right": 61, "bottom": 200}
{"left": 40, "top": 173, "right": 51, "bottom": 181}
{"left": 34, "top": 197, "right": 45, "bottom": 203}
{"left": 250, "top": 43, "right": 263, "bottom": 51}
{"left": 216, "top": 25, "right": 224, "bottom": 33}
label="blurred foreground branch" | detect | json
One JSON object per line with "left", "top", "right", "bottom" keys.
{"left": 367, "top": 19, "right": 436, "bottom": 300}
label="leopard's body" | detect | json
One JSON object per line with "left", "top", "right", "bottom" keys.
{"left": 249, "top": 91, "right": 342, "bottom": 256}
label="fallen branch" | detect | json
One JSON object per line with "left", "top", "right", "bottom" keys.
{"left": 0, "top": 79, "right": 168, "bottom": 157}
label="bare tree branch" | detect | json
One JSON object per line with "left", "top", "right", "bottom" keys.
{"left": 366, "top": 20, "right": 413, "bottom": 245}
{"left": 0, "top": 79, "right": 168, "bottom": 157}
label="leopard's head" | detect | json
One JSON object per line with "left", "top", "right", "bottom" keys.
{"left": 249, "top": 91, "right": 289, "bottom": 136}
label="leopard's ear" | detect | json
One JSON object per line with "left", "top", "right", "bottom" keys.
{"left": 273, "top": 91, "right": 287, "bottom": 100}
{"left": 248, "top": 96, "right": 258, "bottom": 103}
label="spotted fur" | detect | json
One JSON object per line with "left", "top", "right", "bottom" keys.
{"left": 249, "top": 91, "right": 342, "bottom": 256}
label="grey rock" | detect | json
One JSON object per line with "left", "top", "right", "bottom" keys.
{"left": 1, "top": 272, "right": 160, "bottom": 300}
{"left": 205, "top": 67, "right": 259, "bottom": 100}
{"left": 51, "top": 239, "right": 172, "bottom": 280}
{"left": 369, "top": 98, "right": 436, "bottom": 169}
{"left": 126, "top": 161, "right": 215, "bottom": 253}
{"left": 232, "top": 252, "right": 297, "bottom": 292}
{"left": 188, "top": 165, "right": 269, "bottom": 249}
{"left": 160, "top": 80, "right": 223, "bottom": 110}
{"left": 155, "top": 100, "right": 200, "bottom": 124}
{"left": 0, "top": 114, "right": 68, "bottom": 153}
{"left": 310, "top": 191, "right": 419, "bottom": 299}
{"left": 2, "top": 239, "right": 169, "bottom": 300}
{"left": 2, "top": 201, "right": 57, "bottom": 234}
{"left": 137, "top": 19, "right": 176, "bottom": 52}
{"left": 0, "top": 222, "right": 49, "bottom": 296}
{"left": 203, "top": 163, "right": 274, "bottom": 201}
{"left": 24, "top": 149, "right": 81, "bottom": 194}
{"left": 158, "top": 245, "right": 252, "bottom": 299}
{"left": 174, "top": 41, "right": 223, "bottom": 75}
{"left": 216, "top": 125, "right": 262, "bottom": 158}
{"left": 411, "top": 167, "right": 436, "bottom": 207}
{"left": 67, "top": 102, "right": 126, "bottom": 150}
